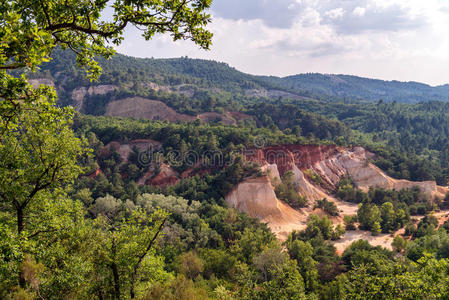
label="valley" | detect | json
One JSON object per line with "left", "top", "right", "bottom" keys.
{"left": 29, "top": 51, "right": 449, "bottom": 257}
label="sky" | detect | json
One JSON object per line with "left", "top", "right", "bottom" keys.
{"left": 114, "top": 0, "right": 449, "bottom": 86}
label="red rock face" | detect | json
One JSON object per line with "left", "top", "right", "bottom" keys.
{"left": 181, "top": 167, "right": 211, "bottom": 179}
{"left": 95, "top": 140, "right": 340, "bottom": 188}
{"left": 149, "top": 174, "right": 179, "bottom": 187}
{"left": 98, "top": 141, "right": 121, "bottom": 157}
{"left": 88, "top": 169, "right": 102, "bottom": 179}
{"left": 245, "top": 144, "right": 339, "bottom": 176}
{"left": 148, "top": 164, "right": 180, "bottom": 187}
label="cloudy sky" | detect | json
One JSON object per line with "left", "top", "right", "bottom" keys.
{"left": 114, "top": 0, "right": 449, "bottom": 86}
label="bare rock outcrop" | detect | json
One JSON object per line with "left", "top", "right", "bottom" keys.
{"left": 71, "top": 87, "right": 87, "bottom": 112}
{"left": 103, "top": 139, "right": 162, "bottom": 164}
{"left": 245, "top": 145, "right": 447, "bottom": 200}
{"left": 104, "top": 97, "right": 253, "bottom": 125}
{"left": 141, "top": 82, "right": 171, "bottom": 93}
{"left": 148, "top": 163, "right": 180, "bottom": 187}
{"left": 87, "top": 85, "right": 118, "bottom": 96}
{"left": 245, "top": 88, "right": 305, "bottom": 100}
{"left": 226, "top": 176, "right": 307, "bottom": 238}
{"left": 29, "top": 78, "right": 55, "bottom": 88}
{"left": 227, "top": 144, "right": 448, "bottom": 240}
{"left": 311, "top": 146, "right": 446, "bottom": 199}
{"left": 71, "top": 85, "right": 118, "bottom": 112}
{"left": 105, "top": 97, "right": 196, "bottom": 122}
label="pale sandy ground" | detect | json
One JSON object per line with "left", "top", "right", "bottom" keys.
{"left": 333, "top": 230, "right": 395, "bottom": 253}
{"left": 266, "top": 201, "right": 309, "bottom": 241}
{"left": 333, "top": 210, "right": 449, "bottom": 254}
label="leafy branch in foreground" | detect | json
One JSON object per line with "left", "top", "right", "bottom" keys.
{"left": 1, "top": 0, "right": 212, "bottom": 76}
{"left": 92, "top": 208, "right": 169, "bottom": 299}
{"left": 1, "top": 0, "right": 213, "bottom": 124}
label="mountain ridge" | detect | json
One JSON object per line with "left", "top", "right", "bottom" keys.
{"left": 31, "top": 48, "right": 449, "bottom": 106}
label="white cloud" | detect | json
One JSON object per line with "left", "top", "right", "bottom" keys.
{"left": 353, "top": 7, "right": 366, "bottom": 17}
{"left": 211, "top": 0, "right": 302, "bottom": 28}
{"left": 325, "top": 8, "right": 345, "bottom": 19}
{"left": 114, "top": 0, "right": 449, "bottom": 85}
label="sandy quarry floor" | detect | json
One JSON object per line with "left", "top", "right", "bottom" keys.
{"left": 335, "top": 200, "right": 359, "bottom": 216}
{"left": 266, "top": 201, "right": 309, "bottom": 241}
{"left": 333, "top": 210, "right": 449, "bottom": 254}
{"left": 332, "top": 230, "right": 395, "bottom": 253}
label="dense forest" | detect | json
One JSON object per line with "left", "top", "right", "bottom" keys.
{"left": 4, "top": 1, "right": 449, "bottom": 299}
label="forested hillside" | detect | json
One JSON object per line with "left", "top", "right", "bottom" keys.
{"left": 266, "top": 73, "right": 449, "bottom": 103}
{"left": 33, "top": 49, "right": 449, "bottom": 106}
{"left": 31, "top": 49, "right": 449, "bottom": 185}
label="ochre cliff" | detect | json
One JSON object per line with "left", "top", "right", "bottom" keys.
{"left": 244, "top": 145, "right": 446, "bottom": 200}
{"left": 226, "top": 176, "right": 308, "bottom": 237}
{"left": 226, "top": 145, "right": 448, "bottom": 239}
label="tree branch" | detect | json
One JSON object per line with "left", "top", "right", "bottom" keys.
{"left": 130, "top": 218, "right": 167, "bottom": 298}
{"left": 0, "top": 63, "right": 27, "bottom": 70}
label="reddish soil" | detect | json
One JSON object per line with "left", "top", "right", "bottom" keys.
{"left": 245, "top": 144, "right": 339, "bottom": 175}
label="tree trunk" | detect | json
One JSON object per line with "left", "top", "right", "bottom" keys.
{"left": 17, "top": 207, "right": 24, "bottom": 234}
{"left": 112, "top": 262, "right": 120, "bottom": 299}
{"left": 17, "top": 207, "right": 26, "bottom": 288}
{"left": 130, "top": 219, "right": 166, "bottom": 298}
{"left": 111, "top": 237, "right": 120, "bottom": 299}
{"left": 130, "top": 283, "right": 135, "bottom": 299}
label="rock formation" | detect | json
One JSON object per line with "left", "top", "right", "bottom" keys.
{"left": 105, "top": 97, "right": 196, "bottom": 122}
{"left": 226, "top": 144, "right": 448, "bottom": 239}
{"left": 226, "top": 176, "right": 307, "bottom": 238}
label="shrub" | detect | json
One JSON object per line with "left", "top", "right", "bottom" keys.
{"left": 275, "top": 171, "right": 308, "bottom": 208}
{"left": 314, "top": 198, "right": 340, "bottom": 216}
{"left": 344, "top": 215, "right": 358, "bottom": 230}
{"left": 392, "top": 235, "right": 407, "bottom": 253}
{"left": 304, "top": 169, "right": 322, "bottom": 185}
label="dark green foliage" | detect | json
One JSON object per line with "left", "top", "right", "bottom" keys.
{"left": 265, "top": 98, "right": 449, "bottom": 185}
{"left": 343, "top": 215, "right": 358, "bottom": 230}
{"left": 275, "top": 171, "right": 308, "bottom": 208}
{"left": 13, "top": 49, "right": 449, "bottom": 299}
{"left": 286, "top": 240, "right": 319, "bottom": 292}
{"left": 34, "top": 49, "right": 449, "bottom": 186}
{"left": 336, "top": 177, "right": 367, "bottom": 203}
{"left": 246, "top": 102, "right": 348, "bottom": 140}
{"left": 357, "top": 203, "right": 381, "bottom": 234}
{"left": 337, "top": 180, "right": 429, "bottom": 234}
{"left": 341, "top": 239, "right": 394, "bottom": 271}
{"left": 392, "top": 235, "right": 407, "bottom": 253}
{"left": 357, "top": 201, "right": 408, "bottom": 234}
{"left": 314, "top": 198, "right": 339, "bottom": 216}
{"left": 414, "top": 215, "right": 439, "bottom": 238}
{"left": 406, "top": 229, "right": 449, "bottom": 261}
{"left": 289, "top": 215, "right": 345, "bottom": 242}
{"left": 287, "top": 218, "right": 345, "bottom": 284}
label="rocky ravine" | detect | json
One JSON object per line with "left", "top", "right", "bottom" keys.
{"left": 226, "top": 145, "right": 448, "bottom": 241}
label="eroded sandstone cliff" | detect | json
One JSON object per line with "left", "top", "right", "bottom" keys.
{"left": 226, "top": 145, "right": 448, "bottom": 239}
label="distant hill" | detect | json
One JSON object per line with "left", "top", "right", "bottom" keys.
{"left": 270, "top": 73, "right": 449, "bottom": 103}
{"left": 28, "top": 48, "right": 309, "bottom": 116}
{"left": 30, "top": 49, "right": 449, "bottom": 107}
